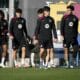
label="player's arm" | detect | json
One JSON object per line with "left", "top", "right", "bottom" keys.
{"left": 76, "top": 18, "right": 79, "bottom": 34}
{"left": 3, "top": 20, "right": 8, "bottom": 36}
{"left": 60, "top": 17, "right": 65, "bottom": 37}
{"left": 52, "top": 19, "right": 57, "bottom": 39}
{"left": 34, "top": 19, "right": 40, "bottom": 39}
{"left": 5, "top": 21, "right": 8, "bottom": 35}
{"left": 60, "top": 16, "right": 65, "bottom": 40}
{"left": 9, "top": 19, "right": 14, "bottom": 39}
{"left": 23, "top": 19, "right": 31, "bottom": 41}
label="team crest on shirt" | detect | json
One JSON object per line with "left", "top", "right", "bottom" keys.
{"left": 49, "top": 19, "right": 52, "bottom": 23}
{"left": 21, "top": 20, "right": 24, "bottom": 23}
{"left": 73, "top": 18, "right": 76, "bottom": 22}
{"left": 45, "top": 24, "right": 50, "bottom": 29}
{"left": 69, "top": 22, "right": 74, "bottom": 27}
{"left": 18, "top": 24, "right": 22, "bottom": 29}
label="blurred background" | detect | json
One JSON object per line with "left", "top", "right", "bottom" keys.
{"left": 0, "top": 0, "right": 80, "bottom": 67}
{"left": 0, "top": 0, "right": 80, "bottom": 37}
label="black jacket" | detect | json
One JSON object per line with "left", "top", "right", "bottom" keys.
{"left": 10, "top": 17, "right": 29, "bottom": 42}
{"left": 60, "top": 14, "right": 78, "bottom": 39}
{"left": 0, "top": 19, "right": 8, "bottom": 38}
{"left": 35, "top": 16, "right": 57, "bottom": 41}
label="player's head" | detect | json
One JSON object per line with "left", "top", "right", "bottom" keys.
{"left": 0, "top": 10, "right": 4, "bottom": 19}
{"left": 15, "top": 8, "right": 22, "bottom": 18}
{"left": 66, "top": 5, "right": 74, "bottom": 15}
{"left": 43, "top": 6, "right": 50, "bottom": 17}
{"left": 37, "top": 8, "right": 44, "bottom": 18}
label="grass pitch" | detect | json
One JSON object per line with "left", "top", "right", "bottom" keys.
{"left": 0, "top": 68, "right": 80, "bottom": 80}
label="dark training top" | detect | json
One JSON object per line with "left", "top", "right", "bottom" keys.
{"left": 35, "top": 16, "right": 57, "bottom": 41}
{"left": 0, "top": 19, "right": 8, "bottom": 38}
{"left": 10, "top": 17, "right": 29, "bottom": 42}
{"left": 60, "top": 14, "right": 78, "bottom": 40}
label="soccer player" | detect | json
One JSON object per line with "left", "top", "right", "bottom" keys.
{"left": 60, "top": 5, "right": 79, "bottom": 68}
{"left": 35, "top": 6, "right": 57, "bottom": 68}
{"left": 34, "top": 8, "right": 44, "bottom": 67}
{"left": 0, "top": 10, "right": 8, "bottom": 68}
{"left": 34, "top": 8, "right": 44, "bottom": 41}
{"left": 10, "top": 8, "right": 30, "bottom": 67}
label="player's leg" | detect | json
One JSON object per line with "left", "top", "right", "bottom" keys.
{"left": 13, "top": 49, "right": 17, "bottom": 67}
{"left": 72, "top": 40, "right": 79, "bottom": 67}
{"left": 12, "top": 39, "right": 19, "bottom": 67}
{"left": 0, "top": 44, "right": 8, "bottom": 67}
{"left": 46, "top": 40, "right": 54, "bottom": 68}
{"left": 48, "top": 41, "right": 54, "bottom": 67}
{"left": 64, "top": 47, "right": 69, "bottom": 67}
{"left": 39, "top": 47, "right": 45, "bottom": 67}
{"left": 50, "top": 48, "right": 54, "bottom": 64}
{"left": 31, "top": 52, "right": 35, "bottom": 67}
{"left": 45, "top": 48, "right": 50, "bottom": 68}
{"left": 19, "top": 38, "right": 27, "bottom": 66}
{"left": 21, "top": 47, "right": 26, "bottom": 66}
{"left": 39, "top": 40, "right": 45, "bottom": 67}
{"left": 49, "top": 48, "right": 56, "bottom": 67}
{"left": 63, "top": 40, "right": 70, "bottom": 67}
{"left": 0, "top": 37, "right": 8, "bottom": 68}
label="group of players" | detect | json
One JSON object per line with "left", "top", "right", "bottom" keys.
{"left": 0, "top": 5, "right": 79, "bottom": 69}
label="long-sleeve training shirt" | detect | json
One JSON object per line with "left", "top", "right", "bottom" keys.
{"left": 60, "top": 14, "right": 78, "bottom": 40}
{"left": 10, "top": 17, "right": 29, "bottom": 42}
{"left": 0, "top": 19, "right": 8, "bottom": 38}
{"left": 35, "top": 16, "right": 57, "bottom": 41}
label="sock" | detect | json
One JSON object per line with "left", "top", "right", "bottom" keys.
{"left": 66, "top": 60, "right": 69, "bottom": 66}
{"left": 31, "top": 53, "right": 35, "bottom": 65}
{"left": 21, "top": 58, "right": 25, "bottom": 65}
{"left": 40, "top": 58, "right": 42, "bottom": 62}
{"left": 42, "top": 60, "right": 45, "bottom": 66}
{"left": 40, "top": 58, "right": 43, "bottom": 65}
{"left": 14, "top": 60, "right": 17, "bottom": 66}
{"left": 45, "top": 61, "right": 48, "bottom": 67}
{"left": 50, "top": 59, "right": 53, "bottom": 65}
{"left": 1, "top": 57, "right": 5, "bottom": 65}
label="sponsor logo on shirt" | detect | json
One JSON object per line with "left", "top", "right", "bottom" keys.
{"left": 69, "top": 22, "right": 74, "bottom": 27}
{"left": 49, "top": 19, "right": 52, "bottom": 23}
{"left": 45, "top": 24, "right": 50, "bottom": 29}
{"left": 18, "top": 24, "right": 22, "bottom": 29}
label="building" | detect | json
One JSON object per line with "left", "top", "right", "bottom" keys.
{"left": 50, "top": 1, "right": 67, "bottom": 30}
{"left": 0, "top": 0, "right": 80, "bottom": 36}
{"left": 0, "top": 0, "right": 80, "bottom": 67}
{"left": 18, "top": 0, "right": 80, "bottom": 36}
{"left": 50, "top": 1, "right": 80, "bottom": 33}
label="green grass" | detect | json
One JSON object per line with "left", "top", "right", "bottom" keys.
{"left": 0, "top": 68, "right": 80, "bottom": 80}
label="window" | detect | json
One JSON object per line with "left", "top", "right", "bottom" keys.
{"left": 14, "top": 0, "right": 19, "bottom": 9}
{"left": 0, "top": 0, "right": 19, "bottom": 8}
{"left": 0, "top": 0, "right": 9, "bottom": 8}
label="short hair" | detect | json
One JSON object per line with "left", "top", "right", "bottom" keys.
{"left": 43, "top": 6, "right": 50, "bottom": 12}
{"left": 15, "top": 8, "right": 22, "bottom": 13}
{"left": 67, "top": 5, "right": 74, "bottom": 11}
{"left": 0, "top": 10, "right": 5, "bottom": 18}
{"left": 37, "top": 8, "right": 43, "bottom": 14}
